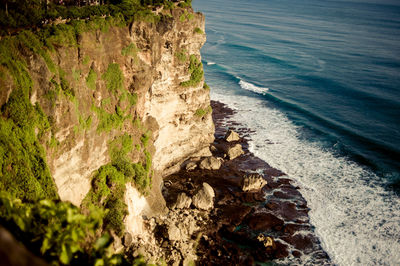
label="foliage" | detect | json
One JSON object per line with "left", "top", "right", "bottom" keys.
{"left": 140, "top": 131, "right": 151, "bottom": 148}
{"left": 92, "top": 104, "right": 129, "bottom": 133}
{"left": 194, "top": 106, "right": 212, "bottom": 118}
{"left": 86, "top": 68, "right": 98, "bottom": 90}
{"left": 102, "top": 63, "right": 124, "bottom": 93}
{"left": 194, "top": 27, "right": 203, "bottom": 34}
{"left": 83, "top": 133, "right": 152, "bottom": 236}
{"left": 0, "top": 192, "right": 137, "bottom": 265}
{"left": 203, "top": 82, "right": 210, "bottom": 90}
{"left": 178, "top": 0, "right": 192, "bottom": 8}
{"left": 180, "top": 54, "right": 204, "bottom": 87}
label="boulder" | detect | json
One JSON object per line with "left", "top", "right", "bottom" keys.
{"left": 241, "top": 173, "right": 267, "bottom": 192}
{"left": 226, "top": 144, "right": 244, "bottom": 160}
{"left": 174, "top": 193, "right": 192, "bottom": 209}
{"left": 199, "top": 156, "right": 222, "bottom": 170}
{"left": 192, "top": 183, "right": 215, "bottom": 210}
{"left": 224, "top": 130, "right": 240, "bottom": 142}
{"left": 185, "top": 161, "right": 197, "bottom": 171}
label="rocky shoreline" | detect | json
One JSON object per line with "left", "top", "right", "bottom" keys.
{"left": 155, "top": 100, "right": 332, "bottom": 265}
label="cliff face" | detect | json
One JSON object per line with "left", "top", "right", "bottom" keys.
{"left": 0, "top": 7, "right": 213, "bottom": 220}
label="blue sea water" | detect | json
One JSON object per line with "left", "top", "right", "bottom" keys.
{"left": 193, "top": 0, "right": 400, "bottom": 264}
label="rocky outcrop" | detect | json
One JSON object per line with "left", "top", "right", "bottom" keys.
{"left": 226, "top": 143, "right": 245, "bottom": 160}
{"left": 192, "top": 183, "right": 215, "bottom": 210}
{"left": 241, "top": 173, "right": 268, "bottom": 192}
{"left": 224, "top": 130, "right": 240, "bottom": 142}
{"left": 199, "top": 156, "right": 222, "bottom": 170}
{"left": 173, "top": 193, "right": 192, "bottom": 209}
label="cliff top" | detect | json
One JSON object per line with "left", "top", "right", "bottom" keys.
{"left": 0, "top": 0, "right": 192, "bottom": 35}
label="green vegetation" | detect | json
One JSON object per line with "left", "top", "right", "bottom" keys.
{"left": 121, "top": 43, "right": 140, "bottom": 62}
{"left": 194, "top": 27, "right": 204, "bottom": 34}
{"left": 203, "top": 82, "right": 210, "bottom": 90}
{"left": 141, "top": 131, "right": 151, "bottom": 148}
{"left": 178, "top": 0, "right": 192, "bottom": 8}
{"left": 83, "top": 134, "right": 152, "bottom": 236}
{"left": 83, "top": 55, "right": 91, "bottom": 65}
{"left": 86, "top": 68, "right": 98, "bottom": 90}
{"left": 92, "top": 104, "right": 129, "bottom": 133}
{"left": 0, "top": 192, "right": 147, "bottom": 265}
{"left": 72, "top": 67, "right": 81, "bottom": 81}
{"left": 102, "top": 63, "right": 124, "bottom": 93}
{"left": 175, "top": 49, "right": 187, "bottom": 63}
{"left": 180, "top": 54, "right": 204, "bottom": 87}
{"left": 195, "top": 106, "right": 212, "bottom": 118}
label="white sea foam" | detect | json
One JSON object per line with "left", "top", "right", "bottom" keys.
{"left": 211, "top": 90, "right": 400, "bottom": 265}
{"left": 207, "top": 61, "right": 216, "bottom": 65}
{"left": 238, "top": 78, "right": 269, "bottom": 94}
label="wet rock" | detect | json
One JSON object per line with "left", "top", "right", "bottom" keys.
{"left": 257, "top": 234, "right": 275, "bottom": 248}
{"left": 224, "top": 130, "right": 240, "bottom": 142}
{"left": 199, "top": 156, "right": 222, "bottom": 170}
{"left": 281, "top": 234, "right": 317, "bottom": 253}
{"left": 241, "top": 173, "right": 267, "bottom": 192}
{"left": 247, "top": 213, "right": 284, "bottom": 231}
{"left": 226, "top": 144, "right": 244, "bottom": 160}
{"left": 173, "top": 193, "right": 192, "bottom": 209}
{"left": 192, "top": 183, "right": 215, "bottom": 210}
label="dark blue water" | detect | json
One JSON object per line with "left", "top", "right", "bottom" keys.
{"left": 195, "top": 0, "right": 400, "bottom": 189}
{"left": 193, "top": 0, "right": 400, "bottom": 264}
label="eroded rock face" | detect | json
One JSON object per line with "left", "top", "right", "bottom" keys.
{"left": 192, "top": 183, "right": 215, "bottom": 210}
{"left": 7, "top": 7, "right": 214, "bottom": 213}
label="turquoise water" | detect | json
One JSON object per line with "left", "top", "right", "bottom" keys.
{"left": 193, "top": 0, "right": 400, "bottom": 264}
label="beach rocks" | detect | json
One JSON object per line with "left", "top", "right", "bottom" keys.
{"left": 192, "top": 183, "right": 215, "bottom": 210}
{"left": 174, "top": 193, "right": 192, "bottom": 209}
{"left": 241, "top": 173, "right": 267, "bottom": 192}
{"left": 224, "top": 130, "right": 240, "bottom": 142}
{"left": 226, "top": 144, "right": 244, "bottom": 160}
{"left": 199, "top": 156, "right": 222, "bottom": 170}
{"left": 247, "top": 213, "right": 284, "bottom": 231}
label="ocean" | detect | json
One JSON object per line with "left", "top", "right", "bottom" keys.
{"left": 192, "top": 0, "right": 400, "bottom": 264}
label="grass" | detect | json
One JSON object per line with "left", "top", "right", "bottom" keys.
{"left": 203, "top": 82, "right": 210, "bottom": 90}
{"left": 92, "top": 105, "right": 128, "bottom": 133}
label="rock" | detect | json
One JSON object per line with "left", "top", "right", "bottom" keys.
{"left": 226, "top": 144, "right": 244, "bottom": 160}
{"left": 185, "top": 162, "right": 197, "bottom": 171}
{"left": 123, "top": 232, "right": 133, "bottom": 247}
{"left": 247, "top": 213, "right": 284, "bottom": 231}
{"left": 168, "top": 224, "right": 182, "bottom": 241}
{"left": 257, "top": 234, "right": 275, "bottom": 248}
{"left": 210, "top": 144, "right": 218, "bottom": 152}
{"left": 199, "top": 156, "right": 222, "bottom": 170}
{"left": 241, "top": 173, "right": 267, "bottom": 192}
{"left": 192, "top": 183, "right": 215, "bottom": 210}
{"left": 224, "top": 130, "right": 240, "bottom": 142}
{"left": 174, "top": 193, "right": 192, "bottom": 209}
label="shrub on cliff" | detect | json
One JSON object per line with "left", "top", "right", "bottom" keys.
{"left": 180, "top": 54, "right": 204, "bottom": 87}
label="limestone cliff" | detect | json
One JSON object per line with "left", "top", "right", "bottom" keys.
{"left": 0, "top": 6, "right": 213, "bottom": 233}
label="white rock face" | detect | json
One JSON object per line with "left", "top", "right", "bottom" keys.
{"left": 174, "top": 193, "right": 192, "bottom": 209}
{"left": 124, "top": 183, "right": 149, "bottom": 236}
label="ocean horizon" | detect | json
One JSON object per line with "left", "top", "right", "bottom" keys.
{"left": 194, "top": 0, "right": 400, "bottom": 264}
